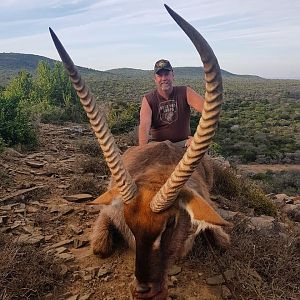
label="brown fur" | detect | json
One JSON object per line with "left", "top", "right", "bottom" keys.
{"left": 91, "top": 212, "right": 113, "bottom": 257}
{"left": 91, "top": 141, "right": 230, "bottom": 299}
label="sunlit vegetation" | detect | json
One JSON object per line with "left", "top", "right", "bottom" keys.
{"left": 0, "top": 61, "right": 85, "bottom": 148}
{"left": 0, "top": 54, "right": 299, "bottom": 164}
{"left": 252, "top": 170, "right": 300, "bottom": 195}
{"left": 212, "top": 163, "right": 277, "bottom": 216}
{"left": 189, "top": 78, "right": 300, "bottom": 163}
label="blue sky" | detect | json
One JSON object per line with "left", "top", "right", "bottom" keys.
{"left": 1, "top": 0, "right": 300, "bottom": 79}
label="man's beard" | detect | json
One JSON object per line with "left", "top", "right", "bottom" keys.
{"left": 161, "top": 82, "right": 171, "bottom": 91}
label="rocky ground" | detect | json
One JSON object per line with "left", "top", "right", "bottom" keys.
{"left": 0, "top": 123, "right": 299, "bottom": 300}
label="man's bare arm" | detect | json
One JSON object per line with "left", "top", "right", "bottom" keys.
{"left": 185, "top": 87, "right": 205, "bottom": 147}
{"left": 138, "top": 97, "right": 152, "bottom": 146}
{"left": 186, "top": 86, "right": 204, "bottom": 113}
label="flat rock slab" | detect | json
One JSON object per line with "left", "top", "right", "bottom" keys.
{"left": 56, "top": 252, "right": 75, "bottom": 262}
{"left": 249, "top": 215, "right": 275, "bottom": 231}
{"left": 206, "top": 270, "right": 235, "bottom": 286}
{"left": 168, "top": 265, "right": 182, "bottom": 276}
{"left": 217, "top": 209, "right": 239, "bottom": 220}
{"left": 0, "top": 185, "right": 50, "bottom": 205}
{"left": 3, "top": 148, "right": 25, "bottom": 158}
{"left": 73, "top": 238, "right": 89, "bottom": 249}
{"left": 69, "top": 224, "right": 83, "bottom": 235}
{"left": 63, "top": 194, "right": 94, "bottom": 203}
{"left": 25, "top": 160, "right": 46, "bottom": 168}
{"left": 48, "top": 238, "right": 74, "bottom": 249}
{"left": 15, "top": 234, "right": 44, "bottom": 245}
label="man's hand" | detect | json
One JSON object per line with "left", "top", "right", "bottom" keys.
{"left": 185, "top": 136, "right": 193, "bottom": 147}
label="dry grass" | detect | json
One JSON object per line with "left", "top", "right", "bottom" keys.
{"left": 115, "top": 129, "right": 138, "bottom": 150}
{"left": 78, "top": 157, "right": 110, "bottom": 175}
{"left": 68, "top": 176, "right": 107, "bottom": 196}
{"left": 32, "top": 209, "right": 53, "bottom": 231}
{"left": 224, "top": 221, "right": 300, "bottom": 300}
{"left": 0, "top": 234, "right": 63, "bottom": 300}
{"left": 187, "top": 218, "right": 300, "bottom": 300}
{"left": 212, "top": 163, "right": 277, "bottom": 216}
{"left": 0, "top": 169, "right": 11, "bottom": 188}
{"left": 77, "top": 130, "right": 138, "bottom": 156}
{"left": 77, "top": 138, "right": 102, "bottom": 157}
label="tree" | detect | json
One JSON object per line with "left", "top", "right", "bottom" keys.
{"left": 0, "top": 71, "right": 37, "bottom": 147}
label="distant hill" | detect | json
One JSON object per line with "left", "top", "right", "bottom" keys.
{"left": 0, "top": 52, "right": 114, "bottom": 85}
{"left": 105, "top": 68, "right": 152, "bottom": 77}
{"left": 106, "top": 66, "right": 261, "bottom": 79}
{"left": 0, "top": 53, "right": 261, "bottom": 86}
{"left": 0, "top": 53, "right": 55, "bottom": 71}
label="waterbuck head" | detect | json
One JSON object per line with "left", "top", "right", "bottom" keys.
{"left": 50, "top": 4, "right": 225, "bottom": 299}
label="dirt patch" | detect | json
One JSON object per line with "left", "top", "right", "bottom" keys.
{"left": 237, "top": 164, "right": 300, "bottom": 174}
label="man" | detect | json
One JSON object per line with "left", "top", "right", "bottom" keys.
{"left": 138, "top": 59, "right": 205, "bottom": 147}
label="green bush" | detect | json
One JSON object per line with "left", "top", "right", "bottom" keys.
{"left": 34, "top": 61, "right": 86, "bottom": 123}
{"left": 208, "top": 142, "right": 222, "bottom": 156}
{"left": 213, "top": 163, "right": 277, "bottom": 216}
{"left": 241, "top": 149, "right": 257, "bottom": 163}
{"left": 0, "top": 71, "right": 38, "bottom": 147}
{"left": 0, "top": 137, "right": 5, "bottom": 153}
{"left": 0, "top": 62, "right": 87, "bottom": 148}
{"left": 107, "top": 101, "right": 139, "bottom": 134}
{"left": 39, "top": 105, "right": 67, "bottom": 124}
{"left": 252, "top": 170, "right": 300, "bottom": 195}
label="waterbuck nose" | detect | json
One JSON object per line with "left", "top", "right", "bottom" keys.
{"left": 130, "top": 278, "right": 167, "bottom": 299}
{"left": 136, "top": 282, "right": 150, "bottom": 293}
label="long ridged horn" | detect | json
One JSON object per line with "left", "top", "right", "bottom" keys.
{"left": 150, "top": 5, "right": 223, "bottom": 212}
{"left": 49, "top": 28, "right": 136, "bottom": 203}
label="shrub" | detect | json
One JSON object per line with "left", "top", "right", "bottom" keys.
{"left": 68, "top": 176, "right": 106, "bottom": 196}
{"left": 39, "top": 104, "right": 69, "bottom": 124}
{"left": 34, "top": 61, "right": 86, "bottom": 124}
{"left": 212, "top": 163, "right": 277, "bottom": 216}
{"left": 0, "top": 96, "right": 38, "bottom": 148}
{"left": 107, "top": 101, "right": 139, "bottom": 134}
{"left": 241, "top": 149, "right": 257, "bottom": 162}
{"left": 77, "top": 139, "right": 102, "bottom": 156}
{"left": 0, "top": 169, "right": 11, "bottom": 187}
{"left": 208, "top": 142, "right": 222, "bottom": 156}
{"left": 0, "top": 136, "right": 5, "bottom": 153}
{"left": 79, "top": 157, "right": 109, "bottom": 175}
{"left": 252, "top": 170, "right": 300, "bottom": 195}
{"left": 0, "top": 71, "right": 38, "bottom": 147}
{"left": 0, "top": 62, "right": 86, "bottom": 148}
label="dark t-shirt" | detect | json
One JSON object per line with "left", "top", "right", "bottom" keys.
{"left": 144, "top": 86, "right": 191, "bottom": 142}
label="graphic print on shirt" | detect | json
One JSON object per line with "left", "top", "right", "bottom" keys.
{"left": 159, "top": 100, "right": 178, "bottom": 124}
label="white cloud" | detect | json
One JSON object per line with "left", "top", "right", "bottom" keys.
{"left": 0, "top": 0, "right": 300, "bottom": 78}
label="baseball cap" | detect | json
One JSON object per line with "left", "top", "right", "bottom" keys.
{"left": 154, "top": 59, "right": 173, "bottom": 74}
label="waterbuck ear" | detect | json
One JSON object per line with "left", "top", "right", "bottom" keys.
{"left": 87, "top": 187, "right": 119, "bottom": 205}
{"left": 180, "top": 188, "right": 231, "bottom": 226}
